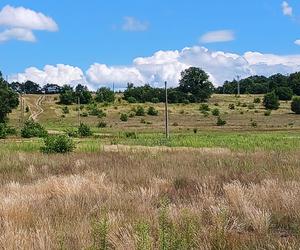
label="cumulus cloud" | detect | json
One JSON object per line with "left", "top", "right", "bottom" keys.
{"left": 122, "top": 16, "right": 149, "bottom": 32}
{"left": 10, "top": 46, "right": 300, "bottom": 89}
{"left": 200, "top": 30, "right": 235, "bottom": 43}
{"left": 9, "top": 64, "right": 86, "bottom": 87}
{"left": 294, "top": 40, "right": 300, "bottom": 46}
{"left": 0, "top": 5, "right": 58, "bottom": 43}
{"left": 282, "top": 1, "right": 293, "bottom": 16}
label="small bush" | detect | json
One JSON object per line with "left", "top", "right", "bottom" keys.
{"left": 172, "top": 122, "right": 179, "bottom": 126}
{"left": 242, "top": 103, "right": 247, "bottom": 107}
{"left": 216, "top": 117, "right": 226, "bottom": 126}
{"left": 120, "top": 113, "right": 128, "bottom": 122}
{"left": 97, "top": 121, "right": 107, "bottom": 128}
{"left": 202, "top": 111, "right": 209, "bottom": 117}
{"left": 124, "top": 132, "right": 138, "bottom": 139}
{"left": 151, "top": 97, "right": 159, "bottom": 103}
{"left": 128, "top": 111, "right": 136, "bottom": 118}
{"left": 199, "top": 104, "right": 210, "bottom": 112}
{"left": 291, "top": 96, "right": 300, "bottom": 114}
{"left": 65, "top": 128, "right": 78, "bottom": 137}
{"left": 135, "top": 106, "right": 145, "bottom": 116}
{"left": 147, "top": 106, "right": 158, "bottom": 116}
{"left": 211, "top": 108, "right": 220, "bottom": 116}
{"left": 0, "top": 123, "right": 7, "bottom": 139}
{"left": 251, "top": 121, "right": 258, "bottom": 127}
{"left": 62, "top": 106, "right": 69, "bottom": 114}
{"left": 78, "top": 123, "right": 93, "bottom": 137}
{"left": 193, "top": 128, "right": 198, "bottom": 134}
{"left": 127, "top": 97, "right": 137, "bottom": 103}
{"left": 41, "top": 135, "right": 75, "bottom": 154}
{"left": 21, "top": 120, "right": 48, "bottom": 138}
{"left": 228, "top": 103, "right": 235, "bottom": 110}
{"left": 253, "top": 97, "right": 261, "bottom": 104}
{"left": 263, "top": 92, "right": 280, "bottom": 110}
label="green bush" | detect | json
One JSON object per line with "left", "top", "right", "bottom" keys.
{"left": 135, "top": 106, "right": 145, "bottom": 116}
{"left": 263, "top": 92, "right": 280, "bottom": 110}
{"left": 127, "top": 97, "right": 137, "bottom": 103}
{"left": 228, "top": 103, "right": 235, "bottom": 110}
{"left": 253, "top": 97, "right": 261, "bottom": 104}
{"left": 275, "top": 87, "right": 293, "bottom": 101}
{"left": 78, "top": 123, "right": 93, "bottom": 137}
{"left": 21, "top": 120, "right": 48, "bottom": 138}
{"left": 151, "top": 97, "right": 160, "bottom": 103}
{"left": 120, "top": 113, "right": 128, "bottom": 122}
{"left": 65, "top": 128, "right": 78, "bottom": 137}
{"left": 25, "top": 106, "right": 30, "bottom": 113}
{"left": 41, "top": 135, "right": 75, "bottom": 154}
{"left": 211, "top": 108, "right": 220, "bottom": 116}
{"left": 0, "top": 123, "right": 7, "bottom": 139}
{"left": 62, "top": 106, "right": 69, "bottom": 114}
{"left": 199, "top": 104, "right": 210, "bottom": 112}
{"left": 80, "top": 112, "right": 89, "bottom": 117}
{"left": 147, "top": 106, "right": 158, "bottom": 116}
{"left": 291, "top": 96, "right": 300, "bottom": 114}
{"left": 216, "top": 117, "right": 226, "bottom": 126}
{"left": 97, "top": 121, "right": 107, "bottom": 128}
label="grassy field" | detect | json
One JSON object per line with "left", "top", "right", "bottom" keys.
{"left": 1, "top": 94, "right": 300, "bottom": 249}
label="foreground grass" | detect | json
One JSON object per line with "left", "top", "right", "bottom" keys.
{"left": 0, "top": 149, "right": 300, "bottom": 249}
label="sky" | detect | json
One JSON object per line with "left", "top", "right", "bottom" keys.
{"left": 1, "top": 0, "right": 300, "bottom": 89}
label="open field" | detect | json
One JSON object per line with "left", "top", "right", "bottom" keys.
{"left": 2, "top": 94, "right": 300, "bottom": 249}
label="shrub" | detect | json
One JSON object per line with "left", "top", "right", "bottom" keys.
{"left": 65, "top": 128, "right": 78, "bottom": 137}
{"left": 263, "top": 92, "right": 280, "bottom": 110}
{"left": 242, "top": 103, "right": 247, "bottom": 107}
{"left": 147, "top": 106, "right": 158, "bottom": 116}
{"left": 135, "top": 106, "right": 145, "bottom": 116}
{"left": 62, "top": 106, "right": 69, "bottom": 114}
{"left": 199, "top": 104, "right": 210, "bottom": 112}
{"left": 78, "top": 123, "right": 93, "bottom": 137}
{"left": 41, "top": 135, "right": 75, "bottom": 154}
{"left": 97, "top": 121, "right": 107, "bottom": 128}
{"left": 228, "top": 103, "right": 235, "bottom": 110}
{"left": 264, "top": 110, "right": 272, "bottom": 116}
{"left": 25, "top": 106, "right": 30, "bottom": 113}
{"left": 127, "top": 97, "right": 137, "bottom": 103}
{"left": 151, "top": 97, "right": 159, "bottom": 103}
{"left": 291, "top": 96, "right": 300, "bottom": 114}
{"left": 120, "top": 113, "right": 128, "bottom": 122}
{"left": 251, "top": 121, "right": 258, "bottom": 127}
{"left": 193, "top": 128, "right": 198, "bottom": 134}
{"left": 95, "top": 87, "right": 115, "bottom": 103}
{"left": 0, "top": 123, "right": 7, "bottom": 139}
{"left": 275, "top": 87, "right": 293, "bottom": 101}
{"left": 128, "top": 111, "right": 136, "bottom": 118}
{"left": 124, "top": 132, "right": 138, "bottom": 139}
{"left": 216, "top": 117, "right": 226, "bottom": 126}
{"left": 253, "top": 97, "right": 261, "bottom": 104}
{"left": 21, "top": 120, "right": 47, "bottom": 138}
{"left": 211, "top": 108, "right": 220, "bottom": 116}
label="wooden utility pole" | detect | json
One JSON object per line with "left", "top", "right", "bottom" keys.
{"left": 164, "top": 81, "right": 169, "bottom": 139}
{"left": 237, "top": 75, "right": 241, "bottom": 96}
{"left": 77, "top": 97, "right": 81, "bottom": 126}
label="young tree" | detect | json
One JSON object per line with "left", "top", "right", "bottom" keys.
{"left": 0, "top": 72, "right": 19, "bottom": 123}
{"left": 263, "top": 92, "right": 280, "bottom": 110}
{"left": 59, "top": 85, "right": 75, "bottom": 105}
{"left": 74, "top": 84, "right": 92, "bottom": 104}
{"left": 178, "top": 67, "right": 214, "bottom": 102}
{"left": 95, "top": 87, "right": 115, "bottom": 103}
{"left": 291, "top": 96, "right": 300, "bottom": 114}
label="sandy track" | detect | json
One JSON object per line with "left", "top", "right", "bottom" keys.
{"left": 29, "top": 95, "right": 45, "bottom": 121}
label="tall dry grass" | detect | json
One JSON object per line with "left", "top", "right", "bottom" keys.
{"left": 0, "top": 149, "right": 299, "bottom": 249}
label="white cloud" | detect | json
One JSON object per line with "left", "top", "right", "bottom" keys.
{"left": 0, "top": 28, "right": 35, "bottom": 42}
{"left": 294, "top": 40, "right": 300, "bottom": 46}
{"left": 9, "top": 64, "right": 86, "bottom": 87}
{"left": 10, "top": 47, "right": 300, "bottom": 89}
{"left": 282, "top": 1, "right": 293, "bottom": 16}
{"left": 122, "top": 16, "right": 149, "bottom": 32}
{"left": 0, "top": 5, "right": 58, "bottom": 42}
{"left": 200, "top": 30, "right": 235, "bottom": 43}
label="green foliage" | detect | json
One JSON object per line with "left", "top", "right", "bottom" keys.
{"left": 41, "top": 135, "right": 75, "bottom": 154}
{"left": 127, "top": 96, "right": 137, "bottom": 103}
{"left": 291, "top": 96, "right": 300, "bottom": 114}
{"left": 21, "top": 120, "right": 47, "bottom": 138}
{"left": 228, "top": 103, "right": 235, "bottom": 110}
{"left": 135, "top": 221, "right": 152, "bottom": 250}
{"left": 120, "top": 113, "right": 128, "bottom": 122}
{"left": 124, "top": 131, "right": 138, "bottom": 139}
{"left": 95, "top": 87, "right": 115, "bottom": 103}
{"left": 97, "top": 121, "right": 107, "bottom": 128}
{"left": 178, "top": 67, "right": 214, "bottom": 102}
{"left": 147, "top": 106, "right": 158, "bottom": 116}
{"left": 275, "top": 87, "right": 293, "bottom": 101}
{"left": 135, "top": 106, "right": 145, "bottom": 116}
{"left": 253, "top": 97, "right": 261, "bottom": 104}
{"left": 25, "top": 106, "right": 30, "bottom": 113}
{"left": 59, "top": 85, "right": 75, "bottom": 105}
{"left": 251, "top": 121, "right": 258, "bottom": 127}
{"left": 263, "top": 92, "right": 280, "bottom": 110}
{"left": 216, "top": 117, "right": 226, "bottom": 126}
{"left": 78, "top": 123, "right": 93, "bottom": 137}
{"left": 91, "top": 213, "right": 110, "bottom": 250}
{"left": 211, "top": 108, "right": 220, "bottom": 116}
{"left": 151, "top": 97, "right": 160, "bottom": 103}
{"left": 80, "top": 112, "right": 89, "bottom": 117}
{"left": 65, "top": 128, "right": 78, "bottom": 137}
{"left": 62, "top": 106, "right": 69, "bottom": 114}
{"left": 0, "top": 123, "right": 7, "bottom": 139}
{"left": 199, "top": 104, "right": 210, "bottom": 112}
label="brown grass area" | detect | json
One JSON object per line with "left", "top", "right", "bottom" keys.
{"left": 0, "top": 150, "right": 300, "bottom": 249}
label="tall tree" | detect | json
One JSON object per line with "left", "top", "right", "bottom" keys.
{"left": 74, "top": 84, "right": 92, "bottom": 104}
{"left": 178, "top": 67, "right": 214, "bottom": 102}
{"left": 0, "top": 72, "right": 19, "bottom": 123}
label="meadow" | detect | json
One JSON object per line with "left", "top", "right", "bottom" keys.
{"left": 1, "top": 94, "right": 300, "bottom": 249}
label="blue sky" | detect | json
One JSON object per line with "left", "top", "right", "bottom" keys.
{"left": 1, "top": 0, "right": 300, "bottom": 88}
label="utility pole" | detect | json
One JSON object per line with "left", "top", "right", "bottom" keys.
{"left": 164, "top": 81, "right": 169, "bottom": 139}
{"left": 236, "top": 75, "right": 241, "bottom": 96}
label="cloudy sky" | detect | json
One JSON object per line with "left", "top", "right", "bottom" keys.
{"left": 1, "top": 0, "right": 300, "bottom": 89}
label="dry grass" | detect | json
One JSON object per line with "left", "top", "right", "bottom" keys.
{"left": 0, "top": 149, "right": 300, "bottom": 249}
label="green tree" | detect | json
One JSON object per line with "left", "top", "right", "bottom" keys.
{"left": 59, "top": 85, "right": 75, "bottom": 105}
{"left": 178, "top": 67, "right": 214, "bottom": 102}
{"left": 75, "top": 84, "right": 92, "bottom": 104}
{"left": 95, "top": 87, "right": 115, "bottom": 103}
{"left": 0, "top": 72, "right": 19, "bottom": 123}
{"left": 289, "top": 72, "right": 300, "bottom": 96}
{"left": 291, "top": 96, "right": 300, "bottom": 114}
{"left": 275, "top": 87, "right": 293, "bottom": 101}
{"left": 263, "top": 92, "right": 280, "bottom": 110}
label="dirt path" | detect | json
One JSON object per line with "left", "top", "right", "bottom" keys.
{"left": 29, "top": 95, "right": 45, "bottom": 121}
